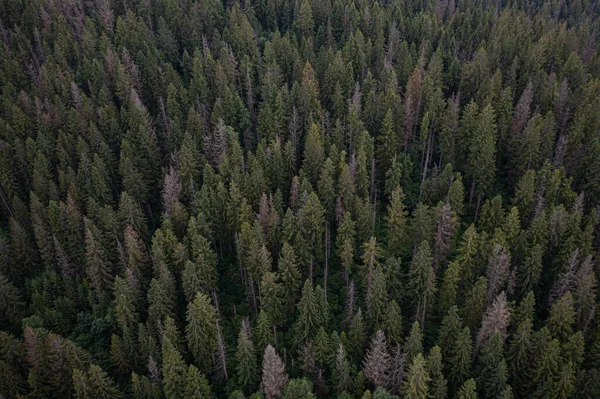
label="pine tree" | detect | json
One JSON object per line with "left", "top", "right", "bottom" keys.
{"left": 476, "top": 291, "right": 511, "bottom": 351}
{"left": 277, "top": 242, "right": 301, "bottom": 313}
{"left": 255, "top": 310, "right": 275, "bottom": 354}
{"left": 438, "top": 306, "right": 462, "bottom": 366}
{"left": 182, "top": 218, "right": 217, "bottom": 301}
{"left": 185, "top": 292, "right": 218, "bottom": 370}
{"left": 334, "top": 343, "right": 353, "bottom": 394}
{"left": 507, "top": 318, "right": 533, "bottom": 395}
{"left": 302, "top": 123, "right": 325, "bottom": 186}
{"left": 295, "top": 192, "right": 325, "bottom": 280}
{"left": 337, "top": 212, "right": 356, "bottom": 282}
{"left": 461, "top": 277, "right": 488, "bottom": 332}
{"left": 261, "top": 345, "right": 288, "bottom": 399}
{"left": 401, "top": 353, "right": 430, "bottom": 399}
{"left": 456, "top": 379, "right": 477, "bottom": 399}
{"left": 366, "top": 265, "right": 387, "bottom": 328}
{"left": 147, "top": 262, "right": 177, "bottom": 324}
{"left": 404, "top": 321, "right": 424, "bottom": 364}
{"left": 317, "top": 157, "right": 337, "bottom": 218}
{"left": 73, "top": 363, "right": 123, "bottom": 399}
{"left": 466, "top": 103, "right": 497, "bottom": 209}
{"left": 382, "top": 300, "right": 403, "bottom": 346}
{"left": 236, "top": 323, "right": 258, "bottom": 393}
{"left": 281, "top": 378, "right": 316, "bottom": 399}
{"left": 0, "top": 272, "right": 23, "bottom": 324}
{"left": 408, "top": 241, "right": 436, "bottom": 325}
{"left": 433, "top": 203, "right": 458, "bottom": 270}
{"left": 378, "top": 108, "right": 399, "bottom": 174}
{"left": 547, "top": 292, "right": 575, "bottom": 342}
{"left": 260, "top": 271, "right": 285, "bottom": 326}
{"left": 427, "top": 346, "right": 448, "bottom": 399}
{"left": 349, "top": 308, "right": 367, "bottom": 360}
{"left": 438, "top": 261, "right": 461, "bottom": 320}
{"left": 448, "top": 327, "right": 473, "bottom": 389}
{"left": 295, "top": 279, "right": 323, "bottom": 342}
{"left": 477, "top": 333, "right": 509, "bottom": 398}
{"left": 84, "top": 218, "right": 113, "bottom": 295}
{"left": 162, "top": 338, "right": 187, "bottom": 399}
{"left": 485, "top": 244, "right": 511, "bottom": 305}
{"left": 184, "top": 365, "right": 211, "bottom": 398}
{"left": 385, "top": 186, "right": 408, "bottom": 257}
{"left": 511, "top": 81, "right": 533, "bottom": 137}
{"left": 363, "top": 330, "right": 392, "bottom": 389}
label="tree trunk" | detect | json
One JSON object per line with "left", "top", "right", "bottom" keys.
{"left": 324, "top": 222, "right": 329, "bottom": 301}
{"left": 469, "top": 179, "right": 476, "bottom": 205}
{"left": 249, "top": 274, "right": 258, "bottom": 316}
{"left": 474, "top": 192, "right": 483, "bottom": 223}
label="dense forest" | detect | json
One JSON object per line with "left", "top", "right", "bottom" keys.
{"left": 1, "top": 0, "right": 600, "bottom": 397}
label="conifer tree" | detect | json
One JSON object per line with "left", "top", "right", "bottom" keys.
{"left": 277, "top": 242, "right": 301, "bottom": 313}
{"left": 84, "top": 218, "right": 113, "bottom": 295}
{"left": 185, "top": 292, "right": 218, "bottom": 370}
{"left": 476, "top": 291, "right": 511, "bottom": 351}
{"left": 337, "top": 212, "right": 356, "bottom": 283}
{"left": 382, "top": 300, "right": 403, "bottom": 346}
{"left": 405, "top": 321, "right": 424, "bottom": 364}
{"left": 295, "top": 279, "right": 323, "bottom": 342}
{"left": 447, "top": 326, "right": 473, "bottom": 390}
{"left": 477, "top": 333, "right": 509, "bottom": 398}
{"left": 255, "top": 310, "right": 275, "bottom": 354}
{"left": 401, "top": 353, "right": 430, "bottom": 399}
{"left": 456, "top": 379, "right": 477, "bottom": 399}
{"left": 363, "top": 330, "right": 392, "bottom": 389}
{"left": 184, "top": 365, "right": 211, "bottom": 398}
{"left": 236, "top": 324, "right": 258, "bottom": 393}
{"left": 72, "top": 364, "right": 123, "bottom": 399}
{"left": 547, "top": 292, "right": 575, "bottom": 342}
{"left": 427, "top": 346, "right": 448, "bottom": 399}
{"left": 438, "top": 306, "right": 462, "bottom": 366}
{"left": 281, "top": 378, "right": 316, "bottom": 399}
{"left": 334, "top": 343, "right": 354, "bottom": 394}
{"left": 385, "top": 186, "right": 408, "bottom": 257}
{"left": 408, "top": 241, "right": 436, "bottom": 325}
{"left": 162, "top": 338, "right": 187, "bottom": 399}
{"left": 261, "top": 345, "right": 288, "bottom": 399}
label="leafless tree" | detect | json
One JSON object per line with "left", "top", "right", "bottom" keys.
{"left": 363, "top": 330, "right": 392, "bottom": 388}
{"left": 476, "top": 291, "right": 510, "bottom": 353}
{"left": 511, "top": 81, "right": 533, "bottom": 137}
{"left": 261, "top": 345, "right": 288, "bottom": 399}
{"left": 486, "top": 243, "right": 511, "bottom": 305}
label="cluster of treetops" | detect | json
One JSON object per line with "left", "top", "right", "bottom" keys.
{"left": 1, "top": 0, "right": 600, "bottom": 397}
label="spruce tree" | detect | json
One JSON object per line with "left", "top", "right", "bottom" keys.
{"left": 236, "top": 324, "right": 258, "bottom": 393}
{"left": 261, "top": 345, "right": 288, "bottom": 399}
{"left": 401, "top": 353, "right": 430, "bottom": 399}
{"left": 185, "top": 292, "right": 218, "bottom": 370}
{"left": 363, "top": 330, "right": 392, "bottom": 389}
{"left": 408, "top": 241, "right": 436, "bottom": 325}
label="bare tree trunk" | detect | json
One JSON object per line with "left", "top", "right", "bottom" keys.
{"left": 344, "top": 268, "right": 349, "bottom": 288}
{"left": 324, "top": 222, "right": 329, "bottom": 301}
{"left": 370, "top": 158, "right": 376, "bottom": 204}
{"left": 474, "top": 192, "right": 483, "bottom": 223}
{"left": 419, "top": 130, "right": 434, "bottom": 200}
{"left": 469, "top": 179, "right": 476, "bottom": 205}
{"left": 249, "top": 274, "right": 258, "bottom": 316}
{"left": 145, "top": 202, "right": 156, "bottom": 229}
{"left": 0, "top": 181, "right": 14, "bottom": 218}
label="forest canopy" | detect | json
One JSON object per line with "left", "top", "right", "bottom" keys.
{"left": 1, "top": 0, "right": 600, "bottom": 398}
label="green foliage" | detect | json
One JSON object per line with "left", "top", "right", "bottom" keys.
{"left": 185, "top": 292, "right": 218, "bottom": 370}
{"left": 1, "top": 1, "right": 600, "bottom": 398}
